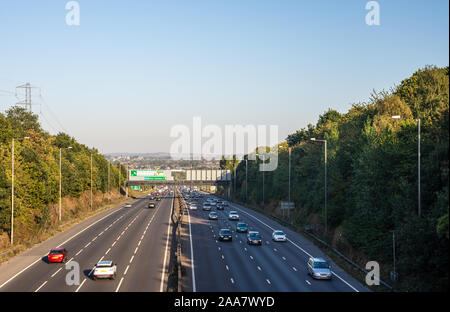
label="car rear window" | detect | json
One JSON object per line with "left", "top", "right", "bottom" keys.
{"left": 49, "top": 250, "right": 63, "bottom": 254}
{"left": 313, "top": 261, "right": 329, "bottom": 269}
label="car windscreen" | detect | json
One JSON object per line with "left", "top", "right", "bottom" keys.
{"left": 250, "top": 233, "right": 261, "bottom": 239}
{"left": 313, "top": 261, "right": 329, "bottom": 269}
{"left": 220, "top": 229, "right": 231, "bottom": 234}
{"left": 274, "top": 231, "right": 284, "bottom": 235}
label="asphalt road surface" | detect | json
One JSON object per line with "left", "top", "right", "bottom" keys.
{"left": 183, "top": 191, "right": 369, "bottom": 292}
{"left": 0, "top": 194, "right": 173, "bottom": 292}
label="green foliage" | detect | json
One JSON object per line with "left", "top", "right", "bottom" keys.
{"left": 0, "top": 107, "right": 126, "bottom": 240}
{"left": 232, "top": 66, "right": 449, "bottom": 291}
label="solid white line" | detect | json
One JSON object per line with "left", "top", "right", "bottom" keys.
{"left": 187, "top": 208, "right": 197, "bottom": 292}
{"left": 160, "top": 195, "right": 173, "bottom": 292}
{"left": 34, "top": 280, "right": 47, "bottom": 292}
{"left": 115, "top": 277, "right": 124, "bottom": 292}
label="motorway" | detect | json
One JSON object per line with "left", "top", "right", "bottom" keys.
{"left": 0, "top": 188, "right": 369, "bottom": 292}
{"left": 183, "top": 191, "right": 369, "bottom": 292}
{"left": 0, "top": 194, "right": 173, "bottom": 292}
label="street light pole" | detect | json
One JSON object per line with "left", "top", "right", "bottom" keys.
{"left": 90, "top": 154, "right": 93, "bottom": 210}
{"left": 59, "top": 147, "right": 72, "bottom": 222}
{"left": 288, "top": 147, "right": 292, "bottom": 219}
{"left": 11, "top": 137, "right": 29, "bottom": 245}
{"left": 311, "top": 138, "right": 327, "bottom": 234}
{"left": 11, "top": 139, "right": 14, "bottom": 245}
{"left": 245, "top": 158, "right": 248, "bottom": 204}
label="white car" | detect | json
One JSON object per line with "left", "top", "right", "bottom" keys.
{"left": 125, "top": 203, "right": 132, "bottom": 208}
{"left": 190, "top": 204, "right": 198, "bottom": 210}
{"left": 272, "top": 230, "right": 287, "bottom": 242}
{"left": 93, "top": 261, "right": 117, "bottom": 280}
{"left": 228, "top": 211, "right": 239, "bottom": 220}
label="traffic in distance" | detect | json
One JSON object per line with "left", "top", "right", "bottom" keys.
{"left": 181, "top": 187, "right": 335, "bottom": 282}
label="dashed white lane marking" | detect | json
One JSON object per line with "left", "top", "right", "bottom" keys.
{"left": 282, "top": 256, "right": 286, "bottom": 260}
{"left": 230, "top": 203, "right": 361, "bottom": 292}
{"left": 124, "top": 265, "right": 130, "bottom": 275}
{"left": 293, "top": 267, "right": 298, "bottom": 272}
{"left": 105, "top": 248, "right": 111, "bottom": 255}
{"left": 250, "top": 255, "right": 254, "bottom": 260}
{"left": 257, "top": 266, "right": 262, "bottom": 271}
{"left": 221, "top": 255, "right": 224, "bottom": 260}
{"left": 85, "top": 242, "right": 91, "bottom": 248}
{"left": 75, "top": 249, "right": 83, "bottom": 256}
{"left": 34, "top": 281, "right": 47, "bottom": 292}
{"left": 266, "top": 279, "right": 271, "bottom": 285}
{"left": 75, "top": 279, "right": 86, "bottom": 292}
{"left": 306, "top": 280, "right": 312, "bottom": 285}
{"left": 225, "top": 265, "right": 229, "bottom": 271}
{"left": 134, "top": 247, "right": 139, "bottom": 254}
{"left": 230, "top": 278, "right": 235, "bottom": 284}
{"left": 51, "top": 268, "right": 62, "bottom": 277}
{"left": 273, "top": 248, "right": 277, "bottom": 252}
{"left": 115, "top": 277, "right": 124, "bottom": 292}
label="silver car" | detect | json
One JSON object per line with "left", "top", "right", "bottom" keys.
{"left": 208, "top": 211, "right": 218, "bottom": 220}
{"left": 307, "top": 257, "right": 332, "bottom": 280}
{"left": 228, "top": 211, "right": 239, "bottom": 220}
{"left": 272, "top": 230, "right": 287, "bottom": 242}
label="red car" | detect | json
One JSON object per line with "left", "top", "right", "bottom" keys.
{"left": 47, "top": 248, "right": 68, "bottom": 263}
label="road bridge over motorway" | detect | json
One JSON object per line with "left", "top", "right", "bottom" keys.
{"left": 125, "top": 169, "right": 232, "bottom": 187}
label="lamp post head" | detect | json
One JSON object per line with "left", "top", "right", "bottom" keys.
{"left": 310, "top": 138, "right": 316, "bottom": 141}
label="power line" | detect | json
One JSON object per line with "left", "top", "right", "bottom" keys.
{"left": 39, "top": 95, "right": 69, "bottom": 134}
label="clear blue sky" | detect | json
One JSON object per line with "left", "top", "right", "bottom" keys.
{"left": 0, "top": 0, "right": 448, "bottom": 153}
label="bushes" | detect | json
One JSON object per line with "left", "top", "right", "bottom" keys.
{"left": 0, "top": 107, "right": 127, "bottom": 244}
{"left": 229, "top": 66, "right": 449, "bottom": 291}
